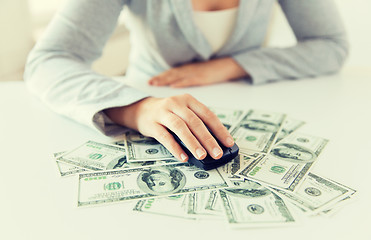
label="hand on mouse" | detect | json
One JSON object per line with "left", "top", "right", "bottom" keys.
{"left": 104, "top": 94, "right": 235, "bottom": 162}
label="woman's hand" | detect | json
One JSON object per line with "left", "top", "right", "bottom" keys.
{"left": 148, "top": 57, "right": 247, "bottom": 88}
{"left": 104, "top": 94, "right": 235, "bottom": 162}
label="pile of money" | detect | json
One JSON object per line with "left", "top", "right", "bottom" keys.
{"left": 53, "top": 108, "right": 356, "bottom": 228}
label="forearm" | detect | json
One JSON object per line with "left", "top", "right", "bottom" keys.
{"left": 232, "top": 38, "right": 349, "bottom": 84}
{"left": 232, "top": 0, "right": 349, "bottom": 84}
{"left": 148, "top": 56, "right": 249, "bottom": 87}
{"left": 24, "top": 0, "right": 144, "bottom": 133}
{"left": 209, "top": 57, "right": 249, "bottom": 82}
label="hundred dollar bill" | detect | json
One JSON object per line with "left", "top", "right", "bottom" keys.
{"left": 270, "top": 172, "right": 356, "bottom": 214}
{"left": 320, "top": 190, "right": 357, "bottom": 216}
{"left": 275, "top": 117, "right": 305, "bottom": 143}
{"left": 217, "top": 155, "right": 243, "bottom": 182}
{"left": 217, "top": 153, "right": 263, "bottom": 183}
{"left": 230, "top": 109, "right": 286, "bottom": 154}
{"left": 219, "top": 179, "right": 297, "bottom": 228}
{"left": 54, "top": 144, "right": 178, "bottom": 177}
{"left": 133, "top": 195, "right": 196, "bottom": 220}
{"left": 56, "top": 141, "right": 126, "bottom": 171}
{"left": 78, "top": 163, "right": 229, "bottom": 207}
{"left": 124, "top": 131, "right": 175, "bottom": 162}
{"left": 186, "top": 191, "right": 222, "bottom": 219}
{"left": 113, "top": 138, "right": 179, "bottom": 165}
{"left": 54, "top": 152, "right": 87, "bottom": 177}
{"left": 238, "top": 133, "right": 329, "bottom": 192}
{"left": 209, "top": 107, "right": 245, "bottom": 131}
{"left": 56, "top": 154, "right": 179, "bottom": 177}
{"left": 204, "top": 190, "right": 223, "bottom": 214}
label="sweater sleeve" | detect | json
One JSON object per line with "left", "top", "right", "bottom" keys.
{"left": 231, "top": 0, "right": 349, "bottom": 85}
{"left": 24, "top": 0, "right": 150, "bottom": 134}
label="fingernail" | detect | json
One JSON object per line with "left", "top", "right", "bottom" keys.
{"left": 212, "top": 147, "right": 222, "bottom": 158}
{"left": 196, "top": 148, "right": 206, "bottom": 159}
{"left": 226, "top": 137, "right": 234, "bottom": 146}
{"left": 180, "top": 153, "right": 188, "bottom": 162}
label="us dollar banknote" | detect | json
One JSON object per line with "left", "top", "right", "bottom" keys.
{"left": 319, "top": 189, "right": 357, "bottom": 216}
{"left": 238, "top": 133, "right": 329, "bottom": 192}
{"left": 275, "top": 117, "right": 305, "bottom": 144}
{"left": 78, "top": 163, "right": 229, "bottom": 207}
{"left": 55, "top": 153, "right": 178, "bottom": 177}
{"left": 217, "top": 153, "right": 262, "bottom": 183}
{"left": 270, "top": 172, "right": 356, "bottom": 215}
{"left": 56, "top": 141, "right": 127, "bottom": 171}
{"left": 204, "top": 190, "right": 222, "bottom": 213}
{"left": 217, "top": 155, "right": 243, "bottom": 182}
{"left": 230, "top": 109, "right": 286, "bottom": 154}
{"left": 186, "top": 191, "right": 222, "bottom": 218}
{"left": 219, "top": 179, "right": 297, "bottom": 228}
{"left": 123, "top": 131, "right": 175, "bottom": 162}
{"left": 54, "top": 152, "right": 87, "bottom": 177}
{"left": 133, "top": 195, "right": 196, "bottom": 220}
{"left": 209, "top": 106, "right": 245, "bottom": 131}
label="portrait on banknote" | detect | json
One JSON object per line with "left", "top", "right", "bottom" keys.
{"left": 127, "top": 131, "right": 159, "bottom": 145}
{"left": 226, "top": 180, "right": 272, "bottom": 198}
{"left": 137, "top": 166, "right": 186, "bottom": 195}
{"left": 270, "top": 143, "right": 316, "bottom": 162}
{"left": 241, "top": 119, "right": 279, "bottom": 132}
{"left": 109, "top": 156, "right": 128, "bottom": 169}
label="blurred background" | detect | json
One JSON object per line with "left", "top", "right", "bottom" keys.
{"left": 0, "top": 0, "right": 370, "bottom": 82}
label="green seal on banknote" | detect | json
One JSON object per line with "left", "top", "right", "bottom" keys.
{"left": 104, "top": 182, "right": 123, "bottom": 191}
{"left": 270, "top": 165, "right": 286, "bottom": 174}
{"left": 89, "top": 153, "right": 103, "bottom": 160}
{"left": 137, "top": 166, "right": 186, "bottom": 195}
{"left": 217, "top": 114, "right": 226, "bottom": 119}
{"left": 245, "top": 136, "right": 257, "bottom": 142}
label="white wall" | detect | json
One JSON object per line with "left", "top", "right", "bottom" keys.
{"left": 0, "top": 0, "right": 33, "bottom": 80}
{"left": 338, "top": 0, "right": 371, "bottom": 68}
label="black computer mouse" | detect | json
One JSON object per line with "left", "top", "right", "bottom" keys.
{"left": 170, "top": 129, "right": 239, "bottom": 170}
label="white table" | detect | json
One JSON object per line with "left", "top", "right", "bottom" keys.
{"left": 1, "top": 68, "right": 370, "bottom": 240}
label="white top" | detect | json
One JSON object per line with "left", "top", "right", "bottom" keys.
{"left": 193, "top": 8, "right": 238, "bottom": 53}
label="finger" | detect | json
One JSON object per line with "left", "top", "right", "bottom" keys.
{"left": 187, "top": 97, "right": 235, "bottom": 148}
{"left": 160, "top": 112, "right": 207, "bottom": 160}
{"left": 150, "top": 124, "right": 188, "bottom": 162}
{"left": 149, "top": 70, "right": 180, "bottom": 86}
{"left": 172, "top": 107, "right": 223, "bottom": 159}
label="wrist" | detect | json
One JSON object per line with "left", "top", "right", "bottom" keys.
{"left": 212, "top": 57, "right": 248, "bottom": 81}
{"left": 104, "top": 97, "right": 153, "bottom": 130}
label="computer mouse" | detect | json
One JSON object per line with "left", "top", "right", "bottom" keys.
{"left": 170, "top": 129, "right": 239, "bottom": 171}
